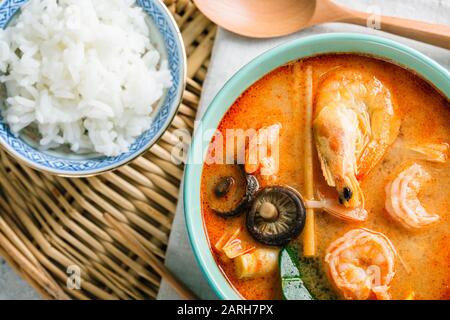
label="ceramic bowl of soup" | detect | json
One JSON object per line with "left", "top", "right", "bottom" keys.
{"left": 184, "top": 33, "right": 450, "bottom": 300}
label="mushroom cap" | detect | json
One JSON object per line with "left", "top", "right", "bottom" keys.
{"left": 204, "top": 164, "right": 259, "bottom": 217}
{"left": 246, "top": 186, "right": 306, "bottom": 246}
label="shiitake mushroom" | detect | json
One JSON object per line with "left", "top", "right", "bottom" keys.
{"left": 205, "top": 164, "right": 259, "bottom": 217}
{"left": 246, "top": 186, "right": 306, "bottom": 246}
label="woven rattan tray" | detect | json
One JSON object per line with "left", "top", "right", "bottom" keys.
{"left": 0, "top": 0, "right": 216, "bottom": 299}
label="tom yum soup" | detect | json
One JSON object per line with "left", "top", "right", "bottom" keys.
{"left": 200, "top": 54, "right": 450, "bottom": 300}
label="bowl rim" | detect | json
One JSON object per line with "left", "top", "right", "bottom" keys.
{"left": 184, "top": 32, "right": 450, "bottom": 300}
{"left": 0, "top": 0, "right": 187, "bottom": 177}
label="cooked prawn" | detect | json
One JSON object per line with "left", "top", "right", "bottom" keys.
{"left": 385, "top": 163, "right": 440, "bottom": 229}
{"left": 314, "top": 69, "right": 400, "bottom": 208}
{"left": 245, "top": 123, "right": 281, "bottom": 179}
{"left": 325, "top": 228, "right": 397, "bottom": 300}
{"left": 305, "top": 198, "right": 368, "bottom": 222}
{"left": 314, "top": 103, "right": 363, "bottom": 208}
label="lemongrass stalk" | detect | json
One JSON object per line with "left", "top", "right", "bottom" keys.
{"left": 303, "top": 65, "right": 316, "bottom": 257}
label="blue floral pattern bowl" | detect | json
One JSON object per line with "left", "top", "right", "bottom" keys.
{"left": 0, "top": 0, "right": 186, "bottom": 176}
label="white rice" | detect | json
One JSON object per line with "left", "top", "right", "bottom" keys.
{"left": 0, "top": 0, "right": 172, "bottom": 156}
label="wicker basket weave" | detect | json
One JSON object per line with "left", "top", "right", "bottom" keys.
{"left": 0, "top": 0, "right": 216, "bottom": 300}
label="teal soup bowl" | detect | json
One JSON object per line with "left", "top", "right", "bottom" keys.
{"left": 184, "top": 33, "right": 450, "bottom": 300}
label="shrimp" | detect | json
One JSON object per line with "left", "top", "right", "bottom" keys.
{"left": 385, "top": 163, "right": 440, "bottom": 229}
{"left": 314, "top": 103, "right": 363, "bottom": 208}
{"left": 314, "top": 69, "right": 400, "bottom": 208}
{"left": 305, "top": 198, "right": 368, "bottom": 222}
{"left": 245, "top": 123, "right": 281, "bottom": 180}
{"left": 325, "top": 228, "right": 397, "bottom": 300}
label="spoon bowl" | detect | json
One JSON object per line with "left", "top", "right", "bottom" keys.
{"left": 194, "top": 0, "right": 450, "bottom": 49}
{"left": 194, "top": 0, "right": 317, "bottom": 38}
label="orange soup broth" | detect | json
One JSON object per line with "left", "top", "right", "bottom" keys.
{"left": 201, "top": 54, "right": 450, "bottom": 300}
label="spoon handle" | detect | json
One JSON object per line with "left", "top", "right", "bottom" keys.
{"left": 342, "top": 10, "right": 450, "bottom": 50}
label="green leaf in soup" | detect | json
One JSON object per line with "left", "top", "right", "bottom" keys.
{"left": 279, "top": 243, "right": 338, "bottom": 300}
{"left": 282, "top": 279, "right": 313, "bottom": 300}
{"left": 279, "top": 244, "right": 313, "bottom": 300}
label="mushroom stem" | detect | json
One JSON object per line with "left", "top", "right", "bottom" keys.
{"left": 259, "top": 201, "right": 279, "bottom": 222}
{"left": 246, "top": 186, "right": 306, "bottom": 246}
{"left": 214, "top": 176, "right": 235, "bottom": 198}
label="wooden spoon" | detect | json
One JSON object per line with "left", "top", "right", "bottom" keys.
{"left": 194, "top": 0, "right": 450, "bottom": 49}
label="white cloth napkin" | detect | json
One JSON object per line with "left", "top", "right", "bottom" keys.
{"left": 159, "top": 0, "right": 450, "bottom": 300}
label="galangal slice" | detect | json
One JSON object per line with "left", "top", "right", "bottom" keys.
{"left": 313, "top": 69, "right": 400, "bottom": 208}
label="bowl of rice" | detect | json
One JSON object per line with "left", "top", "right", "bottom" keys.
{"left": 0, "top": 0, "right": 186, "bottom": 176}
